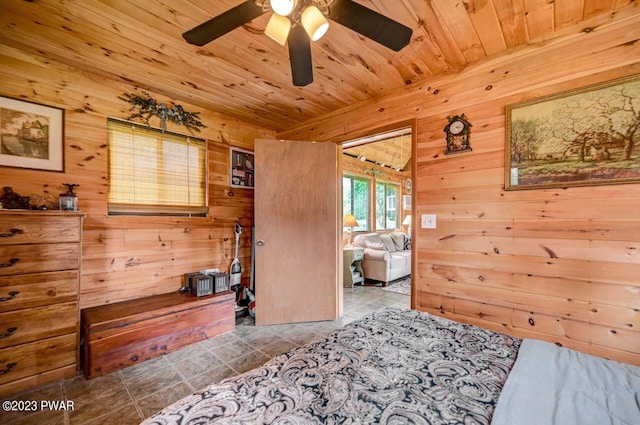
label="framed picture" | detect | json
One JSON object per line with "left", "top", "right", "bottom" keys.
{"left": 230, "top": 147, "right": 254, "bottom": 189}
{"left": 0, "top": 96, "right": 64, "bottom": 172}
{"left": 402, "top": 194, "right": 411, "bottom": 210}
{"left": 505, "top": 74, "right": 640, "bottom": 190}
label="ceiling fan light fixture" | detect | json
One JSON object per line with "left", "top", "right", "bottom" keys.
{"left": 265, "top": 13, "right": 291, "bottom": 46}
{"left": 301, "top": 6, "right": 330, "bottom": 41}
{"left": 270, "top": 0, "right": 297, "bottom": 16}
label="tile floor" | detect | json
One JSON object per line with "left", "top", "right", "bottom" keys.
{"left": 3, "top": 285, "right": 410, "bottom": 425}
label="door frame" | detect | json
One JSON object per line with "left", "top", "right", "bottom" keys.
{"left": 338, "top": 119, "right": 417, "bottom": 308}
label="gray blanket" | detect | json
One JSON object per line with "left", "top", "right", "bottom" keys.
{"left": 141, "top": 307, "right": 520, "bottom": 424}
{"left": 491, "top": 339, "right": 640, "bottom": 425}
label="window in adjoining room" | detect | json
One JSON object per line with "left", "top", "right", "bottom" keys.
{"left": 376, "top": 181, "right": 398, "bottom": 230}
{"left": 343, "top": 174, "right": 370, "bottom": 231}
{"left": 107, "top": 118, "right": 207, "bottom": 216}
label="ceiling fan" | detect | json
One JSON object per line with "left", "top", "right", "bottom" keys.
{"left": 182, "top": 0, "right": 413, "bottom": 86}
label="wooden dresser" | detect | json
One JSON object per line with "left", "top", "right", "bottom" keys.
{"left": 0, "top": 211, "right": 84, "bottom": 397}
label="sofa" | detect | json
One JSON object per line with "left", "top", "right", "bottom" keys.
{"left": 352, "top": 232, "right": 411, "bottom": 286}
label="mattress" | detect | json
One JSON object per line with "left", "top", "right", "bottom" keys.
{"left": 140, "top": 307, "right": 520, "bottom": 424}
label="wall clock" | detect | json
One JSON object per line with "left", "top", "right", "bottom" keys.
{"left": 444, "top": 114, "right": 472, "bottom": 155}
{"left": 404, "top": 177, "right": 412, "bottom": 194}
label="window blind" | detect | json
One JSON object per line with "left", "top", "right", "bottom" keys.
{"left": 107, "top": 118, "right": 207, "bottom": 216}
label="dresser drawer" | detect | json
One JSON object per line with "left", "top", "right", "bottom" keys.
{"left": 0, "top": 270, "right": 78, "bottom": 312}
{"left": 0, "top": 302, "right": 77, "bottom": 349}
{"left": 0, "top": 215, "right": 81, "bottom": 246}
{"left": 352, "top": 249, "right": 364, "bottom": 261}
{"left": 0, "top": 243, "right": 79, "bottom": 276}
{"left": 0, "top": 333, "right": 77, "bottom": 386}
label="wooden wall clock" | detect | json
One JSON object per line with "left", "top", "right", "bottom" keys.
{"left": 443, "top": 114, "right": 472, "bottom": 155}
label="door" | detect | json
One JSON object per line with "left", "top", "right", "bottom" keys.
{"left": 254, "top": 139, "right": 341, "bottom": 326}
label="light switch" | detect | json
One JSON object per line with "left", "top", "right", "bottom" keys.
{"left": 421, "top": 214, "right": 436, "bottom": 229}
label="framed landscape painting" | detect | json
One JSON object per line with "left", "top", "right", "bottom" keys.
{"left": 505, "top": 74, "right": 640, "bottom": 190}
{"left": 0, "top": 96, "right": 64, "bottom": 172}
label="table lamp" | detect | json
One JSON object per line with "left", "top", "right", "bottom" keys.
{"left": 343, "top": 214, "right": 360, "bottom": 247}
{"left": 402, "top": 214, "right": 412, "bottom": 234}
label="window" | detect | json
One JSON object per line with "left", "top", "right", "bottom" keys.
{"left": 376, "top": 182, "right": 399, "bottom": 230}
{"left": 343, "top": 175, "right": 369, "bottom": 231}
{"left": 107, "top": 119, "right": 207, "bottom": 216}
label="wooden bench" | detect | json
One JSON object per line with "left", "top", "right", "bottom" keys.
{"left": 81, "top": 291, "right": 235, "bottom": 379}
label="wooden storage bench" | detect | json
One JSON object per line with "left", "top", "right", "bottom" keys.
{"left": 81, "top": 291, "right": 235, "bottom": 379}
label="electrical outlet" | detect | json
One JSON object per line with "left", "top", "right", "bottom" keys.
{"left": 201, "top": 268, "right": 220, "bottom": 275}
{"left": 421, "top": 214, "right": 436, "bottom": 229}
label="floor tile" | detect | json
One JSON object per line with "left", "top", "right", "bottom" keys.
{"left": 119, "top": 356, "right": 172, "bottom": 382}
{"left": 207, "top": 339, "right": 254, "bottom": 363}
{"left": 81, "top": 403, "right": 142, "bottom": 425}
{"left": 164, "top": 341, "right": 211, "bottom": 363}
{"left": 200, "top": 331, "right": 240, "bottom": 349}
{"left": 4, "top": 408, "right": 66, "bottom": 425}
{"left": 240, "top": 329, "right": 282, "bottom": 347}
{"left": 3, "top": 382, "right": 65, "bottom": 424}
{"left": 64, "top": 373, "right": 133, "bottom": 424}
{"left": 136, "top": 382, "right": 194, "bottom": 418}
{"left": 122, "top": 363, "right": 186, "bottom": 400}
{"left": 187, "top": 364, "right": 238, "bottom": 391}
{"left": 258, "top": 339, "right": 300, "bottom": 359}
{"left": 226, "top": 350, "right": 272, "bottom": 375}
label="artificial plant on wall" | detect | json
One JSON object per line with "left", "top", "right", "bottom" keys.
{"left": 119, "top": 91, "right": 207, "bottom": 133}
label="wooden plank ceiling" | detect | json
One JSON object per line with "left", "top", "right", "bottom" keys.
{"left": 344, "top": 128, "right": 413, "bottom": 171}
{"left": 0, "top": 0, "right": 634, "bottom": 133}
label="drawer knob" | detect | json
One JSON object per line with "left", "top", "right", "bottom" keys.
{"left": 0, "top": 258, "right": 19, "bottom": 268}
{"left": 0, "top": 291, "right": 19, "bottom": 302}
{"left": 0, "top": 228, "right": 23, "bottom": 238}
{"left": 0, "top": 362, "right": 17, "bottom": 376}
{"left": 0, "top": 327, "right": 17, "bottom": 339}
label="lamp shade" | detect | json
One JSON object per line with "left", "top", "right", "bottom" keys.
{"left": 343, "top": 214, "right": 359, "bottom": 228}
{"left": 402, "top": 215, "right": 411, "bottom": 225}
{"left": 270, "top": 0, "right": 297, "bottom": 16}
{"left": 301, "top": 6, "right": 330, "bottom": 41}
{"left": 265, "top": 13, "right": 291, "bottom": 46}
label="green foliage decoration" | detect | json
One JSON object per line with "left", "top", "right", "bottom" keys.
{"left": 119, "top": 91, "right": 206, "bottom": 133}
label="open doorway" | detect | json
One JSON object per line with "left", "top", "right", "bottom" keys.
{"left": 340, "top": 123, "right": 415, "bottom": 299}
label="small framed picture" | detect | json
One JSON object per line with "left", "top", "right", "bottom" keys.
{"left": 230, "top": 147, "right": 254, "bottom": 189}
{"left": 0, "top": 96, "right": 64, "bottom": 172}
{"left": 402, "top": 195, "right": 411, "bottom": 210}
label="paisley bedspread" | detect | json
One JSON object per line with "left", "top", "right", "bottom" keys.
{"left": 141, "top": 307, "right": 521, "bottom": 425}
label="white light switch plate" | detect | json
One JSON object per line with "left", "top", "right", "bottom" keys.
{"left": 421, "top": 214, "right": 436, "bottom": 229}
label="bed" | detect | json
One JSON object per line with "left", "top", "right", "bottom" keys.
{"left": 140, "top": 307, "right": 640, "bottom": 425}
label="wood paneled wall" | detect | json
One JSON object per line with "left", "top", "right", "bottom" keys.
{"left": 0, "top": 44, "right": 274, "bottom": 308}
{"left": 281, "top": 11, "right": 640, "bottom": 364}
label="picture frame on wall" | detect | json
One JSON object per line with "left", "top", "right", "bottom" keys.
{"left": 230, "top": 147, "right": 254, "bottom": 189}
{"left": 0, "top": 96, "right": 64, "bottom": 172}
{"left": 505, "top": 74, "right": 640, "bottom": 190}
{"left": 402, "top": 194, "right": 411, "bottom": 210}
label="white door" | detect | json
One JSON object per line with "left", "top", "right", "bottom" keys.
{"left": 254, "top": 139, "right": 342, "bottom": 325}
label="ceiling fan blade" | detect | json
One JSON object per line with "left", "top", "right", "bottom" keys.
{"left": 329, "top": 0, "right": 412, "bottom": 52}
{"left": 288, "top": 25, "right": 313, "bottom": 87}
{"left": 182, "top": 1, "right": 265, "bottom": 46}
